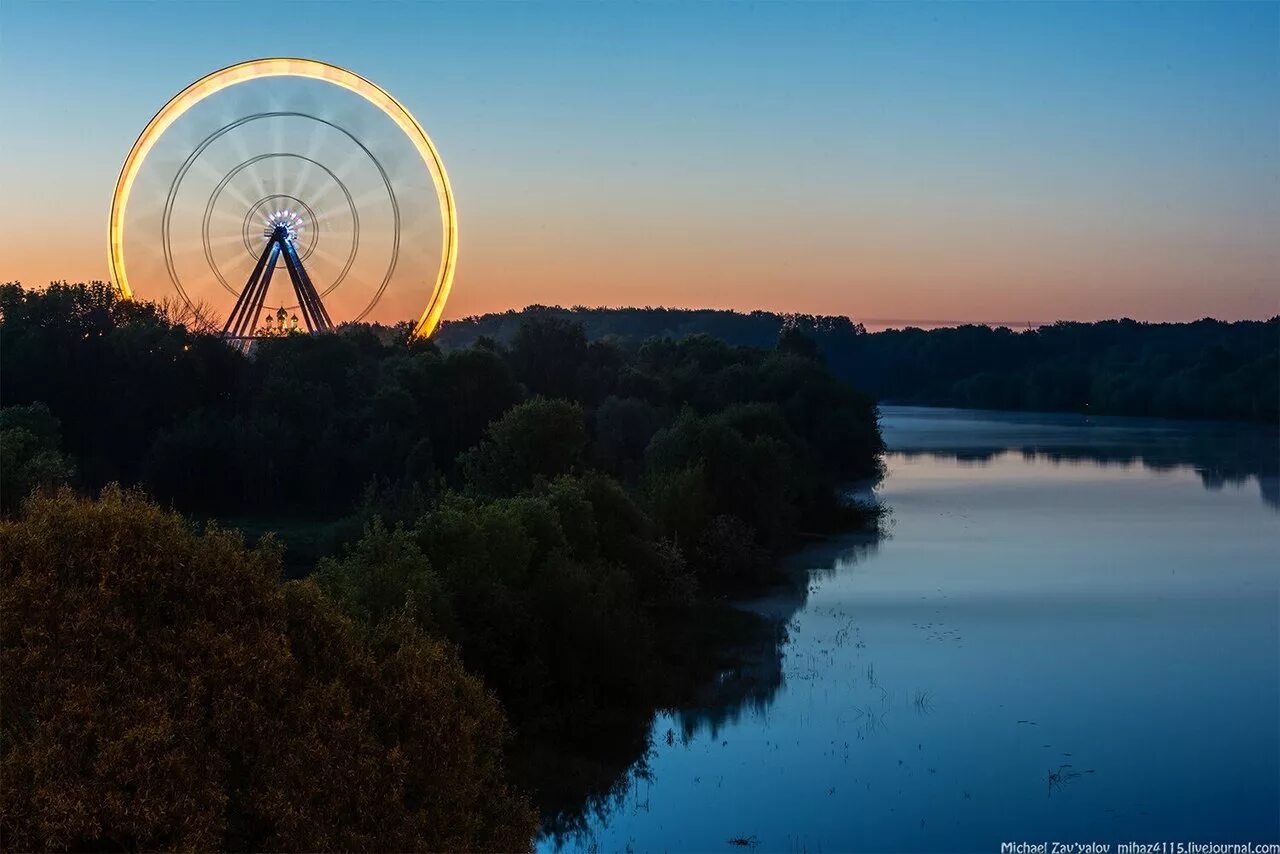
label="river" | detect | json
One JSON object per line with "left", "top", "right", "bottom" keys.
{"left": 542, "top": 405, "right": 1280, "bottom": 853}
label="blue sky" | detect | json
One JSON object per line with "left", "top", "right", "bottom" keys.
{"left": 1, "top": 1, "right": 1276, "bottom": 323}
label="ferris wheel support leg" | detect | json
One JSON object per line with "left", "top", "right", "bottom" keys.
{"left": 222, "top": 236, "right": 276, "bottom": 336}
{"left": 225, "top": 240, "right": 280, "bottom": 339}
{"left": 280, "top": 242, "right": 318, "bottom": 332}
{"left": 243, "top": 244, "right": 280, "bottom": 336}
{"left": 297, "top": 252, "right": 334, "bottom": 331}
{"left": 303, "top": 265, "right": 334, "bottom": 331}
{"left": 281, "top": 239, "right": 334, "bottom": 333}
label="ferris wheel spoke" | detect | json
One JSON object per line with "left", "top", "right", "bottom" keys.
{"left": 309, "top": 243, "right": 346, "bottom": 267}
{"left": 206, "top": 232, "right": 246, "bottom": 247}
{"left": 306, "top": 185, "right": 347, "bottom": 221}
{"left": 299, "top": 165, "right": 364, "bottom": 226}
{"left": 223, "top": 127, "right": 263, "bottom": 206}
{"left": 183, "top": 155, "right": 225, "bottom": 190}
{"left": 184, "top": 152, "right": 257, "bottom": 214}
{"left": 313, "top": 174, "right": 392, "bottom": 219}
{"left": 208, "top": 208, "right": 249, "bottom": 240}
{"left": 224, "top": 116, "right": 253, "bottom": 163}
{"left": 308, "top": 187, "right": 357, "bottom": 225}
{"left": 351, "top": 184, "right": 402, "bottom": 219}
{"left": 271, "top": 119, "right": 288, "bottom": 196}
{"left": 222, "top": 176, "right": 259, "bottom": 214}
{"left": 209, "top": 200, "right": 246, "bottom": 221}
{"left": 287, "top": 120, "right": 329, "bottom": 199}
{"left": 288, "top": 164, "right": 329, "bottom": 210}
{"left": 305, "top": 140, "right": 374, "bottom": 205}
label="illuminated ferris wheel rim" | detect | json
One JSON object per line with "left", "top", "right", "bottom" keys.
{"left": 107, "top": 56, "right": 458, "bottom": 339}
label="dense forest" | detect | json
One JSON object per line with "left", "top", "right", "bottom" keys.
{"left": 439, "top": 306, "right": 1279, "bottom": 423}
{"left": 0, "top": 282, "right": 883, "bottom": 849}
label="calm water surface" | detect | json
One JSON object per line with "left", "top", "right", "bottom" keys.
{"left": 545, "top": 406, "right": 1279, "bottom": 853}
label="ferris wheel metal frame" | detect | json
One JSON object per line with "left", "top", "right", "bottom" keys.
{"left": 107, "top": 57, "right": 457, "bottom": 339}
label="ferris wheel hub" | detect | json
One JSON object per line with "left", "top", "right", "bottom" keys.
{"left": 263, "top": 210, "right": 304, "bottom": 243}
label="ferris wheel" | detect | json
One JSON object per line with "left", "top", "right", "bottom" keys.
{"left": 107, "top": 58, "right": 456, "bottom": 339}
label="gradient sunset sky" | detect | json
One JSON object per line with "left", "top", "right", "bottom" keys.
{"left": 1, "top": 1, "right": 1276, "bottom": 326}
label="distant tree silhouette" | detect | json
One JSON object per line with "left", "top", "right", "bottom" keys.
{"left": 436, "top": 305, "right": 1278, "bottom": 423}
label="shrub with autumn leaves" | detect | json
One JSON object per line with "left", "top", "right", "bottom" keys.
{"left": 0, "top": 486, "right": 536, "bottom": 851}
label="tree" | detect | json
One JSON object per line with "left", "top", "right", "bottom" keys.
{"left": 0, "top": 403, "right": 74, "bottom": 514}
{"left": 644, "top": 408, "right": 795, "bottom": 550}
{"left": 0, "top": 487, "right": 535, "bottom": 851}
{"left": 777, "top": 324, "right": 821, "bottom": 361}
{"left": 591, "top": 395, "right": 664, "bottom": 477}
{"left": 508, "top": 313, "right": 588, "bottom": 399}
{"left": 459, "top": 398, "right": 587, "bottom": 496}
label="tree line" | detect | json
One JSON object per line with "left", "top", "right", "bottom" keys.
{"left": 438, "top": 306, "right": 1279, "bottom": 423}
{"left": 0, "top": 281, "right": 883, "bottom": 849}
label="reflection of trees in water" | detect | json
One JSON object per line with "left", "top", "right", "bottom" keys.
{"left": 536, "top": 600, "right": 796, "bottom": 845}
{"left": 532, "top": 726, "right": 653, "bottom": 846}
{"left": 671, "top": 616, "right": 788, "bottom": 743}
{"left": 793, "top": 534, "right": 882, "bottom": 583}
{"left": 671, "top": 538, "right": 883, "bottom": 739}
{"left": 894, "top": 425, "right": 1279, "bottom": 510}
{"left": 539, "top": 535, "right": 884, "bottom": 849}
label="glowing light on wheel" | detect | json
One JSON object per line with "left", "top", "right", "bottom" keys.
{"left": 107, "top": 57, "right": 457, "bottom": 339}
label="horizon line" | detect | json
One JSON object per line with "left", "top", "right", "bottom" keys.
{"left": 445, "top": 303, "right": 1280, "bottom": 329}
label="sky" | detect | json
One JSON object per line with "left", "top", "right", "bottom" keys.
{"left": 1, "top": 1, "right": 1276, "bottom": 326}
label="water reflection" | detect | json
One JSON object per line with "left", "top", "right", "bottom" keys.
{"left": 883, "top": 406, "right": 1279, "bottom": 509}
